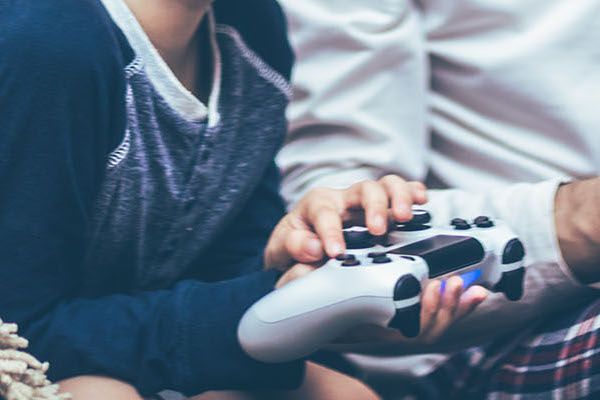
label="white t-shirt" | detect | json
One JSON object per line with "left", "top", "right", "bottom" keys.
{"left": 278, "top": 0, "right": 600, "bottom": 376}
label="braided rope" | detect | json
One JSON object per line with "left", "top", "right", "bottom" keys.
{"left": 0, "top": 318, "right": 71, "bottom": 400}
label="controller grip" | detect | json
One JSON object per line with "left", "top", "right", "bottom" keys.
{"left": 388, "top": 303, "right": 421, "bottom": 337}
{"left": 494, "top": 267, "right": 525, "bottom": 301}
{"left": 238, "top": 296, "right": 395, "bottom": 363}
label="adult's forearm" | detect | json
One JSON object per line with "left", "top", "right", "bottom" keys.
{"left": 555, "top": 178, "right": 600, "bottom": 285}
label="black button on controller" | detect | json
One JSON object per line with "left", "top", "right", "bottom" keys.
{"left": 396, "top": 224, "right": 431, "bottom": 232}
{"left": 409, "top": 210, "right": 431, "bottom": 224}
{"left": 343, "top": 229, "right": 376, "bottom": 249}
{"left": 393, "top": 275, "right": 421, "bottom": 300}
{"left": 372, "top": 256, "right": 392, "bottom": 264}
{"left": 474, "top": 215, "right": 494, "bottom": 228}
{"left": 336, "top": 254, "right": 356, "bottom": 261}
{"left": 368, "top": 252, "right": 386, "bottom": 258}
{"left": 341, "top": 259, "right": 361, "bottom": 267}
{"left": 453, "top": 222, "right": 471, "bottom": 230}
{"left": 451, "top": 218, "right": 467, "bottom": 226}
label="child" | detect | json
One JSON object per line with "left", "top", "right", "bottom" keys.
{"left": 0, "top": 1, "right": 485, "bottom": 398}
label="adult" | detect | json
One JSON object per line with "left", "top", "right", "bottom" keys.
{"left": 278, "top": 1, "right": 600, "bottom": 398}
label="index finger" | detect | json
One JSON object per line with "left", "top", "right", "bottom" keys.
{"left": 310, "top": 205, "right": 345, "bottom": 257}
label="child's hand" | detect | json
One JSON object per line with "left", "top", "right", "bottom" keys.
{"left": 275, "top": 265, "right": 488, "bottom": 344}
{"left": 265, "top": 176, "right": 427, "bottom": 269}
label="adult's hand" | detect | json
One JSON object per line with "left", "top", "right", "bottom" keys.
{"left": 555, "top": 177, "right": 600, "bottom": 284}
{"left": 264, "top": 176, "right": 427, "bottom": 270}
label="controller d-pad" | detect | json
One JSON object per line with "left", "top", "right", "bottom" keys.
{"left": 372, "top": 256, "right": 392, "bottom": 264}
{"left": 341, "top": 259, "right": 361, "bottom": 267}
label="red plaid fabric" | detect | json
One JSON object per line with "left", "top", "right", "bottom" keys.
{"left": 422, "top": 299, "right": 600, "bottom": 400}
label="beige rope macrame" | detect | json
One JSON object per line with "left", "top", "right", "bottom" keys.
{"left": 0, "top": 318, "right": 71, "bottom": 400}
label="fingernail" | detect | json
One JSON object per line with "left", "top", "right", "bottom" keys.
{"left": 306, "top": 239, "right": 322, "bottom": 258}
{"left": 328, "top": 242, "right": 343, "bottom": 256}
{"left": 397, "top": 204, "right": 410, "bottom": 218}
{"left": 373, "top": 214, "right": 386, "bottom": 230}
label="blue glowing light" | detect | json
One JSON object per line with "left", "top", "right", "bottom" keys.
{"left": 440, "top": 269, "right": 482, "bottom": 292}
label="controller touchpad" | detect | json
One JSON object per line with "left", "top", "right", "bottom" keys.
{"left": 389, "top": 235, "right": 485, "bottom": 278}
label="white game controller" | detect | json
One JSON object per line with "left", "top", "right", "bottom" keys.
{"left": 238, "top": 211, "right": 526, "bottom": 363}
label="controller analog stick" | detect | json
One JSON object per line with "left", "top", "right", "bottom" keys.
{"left": 341, "top": 259, "right": 361, "bottom": 267}
{"left": 396, "top": 224, "right": 431, "bottom": 232}
{"left": 502, "top": 239, "right": 525, "bottom": 263}
{"left": 372, "top": 256, "right": 392, "bottom": 264}
{"left": 343, "top": 230, "right": 376, "bottom": 249}
{"left": 410, "top": 210, "right": 431, "bottom": 224}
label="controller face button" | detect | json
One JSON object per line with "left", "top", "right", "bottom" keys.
{"left": 400, "top": 255, "right": 416, "bottom": 261}
{"left": 453, "top": 223, "right": 471, "bottom": 230}
{"left": 372, "top": 256, "right": 392, "bottom": 264}
{"left": 336, "top": 254, "right": 356, "bottom": 261}
{"left": 368, "top": 251, "right": 386, "bottom": 258}
{"left": 451, "top": 218, "right": 468, "bottom": 226}
{"left": 474, "top": 216, "right": 490, "bottom": 224}
{"left": 396, "top": 223, "right": 431, "bottom": 232}
{"left": 502, "top": 238, "right": 526, "bottom": 264}
{"left": 341, "top": 259, "right": 361, "bottom": 267}
{"left": 410, "top": 209, "right": 431, "bottom": 224}
{"left": 393, "top": 275, "right": 421, "bottom": 300}
{"left": 476, "top": 220, "right": 494, "bottom": 228}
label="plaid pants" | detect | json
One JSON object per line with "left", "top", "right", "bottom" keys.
{"left": 423, "top": 299, "right": 600, "bottom": 400}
